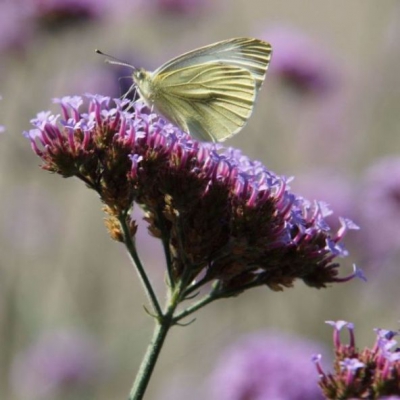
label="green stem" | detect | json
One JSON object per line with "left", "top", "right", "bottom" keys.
{"left": 173, "top": 279, "right": 260, "bottom": 324}
{"left": 128, "top": 314, "right": 173, "bottom": 400}
{"left": 155, "top": 207, "right": 174, "bottom": 288}
{"left": 172, "top": 293, "right": 216, "bottom": 324}
{"left": 119, "top": 215, "right": 163, "bottom": 319}
{"left": 129, "top": 286, "right": 181, "bottom": 400}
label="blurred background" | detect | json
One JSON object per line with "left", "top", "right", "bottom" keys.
{"left": 1, "top": 0, "right": 400, "bottom": 399}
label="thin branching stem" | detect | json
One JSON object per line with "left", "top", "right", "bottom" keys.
{"left": 182, "top": 276, "right": 209, "bottom": 298}
{"left": 128, "top": 305, "right": 175, "bottom": 400}
{"left": 129, "top": 276, "right": 186, "bottom": 399}
{"left": 155, "top": 206, "right": 174, "bottom": 288}
{"left": 119, "top": 214, "right": 163, "bottom": 319}
{"left": 172, "top": 293, "right": 216, "bottom": 324}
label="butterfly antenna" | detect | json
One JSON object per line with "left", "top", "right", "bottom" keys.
{"left": 95, "top": 49, "right": 136, "bottom": 70}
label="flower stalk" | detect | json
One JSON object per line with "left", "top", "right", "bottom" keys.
{"left": 119, "top": 213, "right": 163, "bottom": 320}
{"left": 314, "top": 321, "right": 400, "bottom": 399}
{"left": 128, "top": 299, "right": 177, "bottom": 400}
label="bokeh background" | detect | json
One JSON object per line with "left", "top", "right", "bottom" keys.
{"left": 1, "top": 0, "right": 400, "bottom": 398}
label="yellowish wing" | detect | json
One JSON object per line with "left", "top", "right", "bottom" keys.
{"left": 154, "top": 37, "right": 272, "bottom": 90}
{"left": 152, "top": 63, "right": 256, "bottom": 142}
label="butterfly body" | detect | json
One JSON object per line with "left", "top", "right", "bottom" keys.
{"left": 132, "top": 69, "right": 156, "bottom": 105}
{"left": 124, "top": 38, "right": 272, "bottom": 142}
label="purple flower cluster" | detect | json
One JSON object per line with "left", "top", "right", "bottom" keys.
{"left": 25, "top": 94, "right": 359, "bottom": 295}
{"left": 209, "top": 331, "right": 326, "bottom": 400}
{"left": 313, "top": 321, "right": 400, "bottom": 399}
{"left": 0, "top": 0, "right": 117, "bottom": 52}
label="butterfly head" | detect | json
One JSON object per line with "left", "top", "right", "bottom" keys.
{"left": 132, "top": 68, "right": 154, "bottom": 104}
{"left": 132, "top": 68, "right": 151, "bottom": 84}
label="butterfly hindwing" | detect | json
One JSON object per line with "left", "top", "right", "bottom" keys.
{"left": 153, "top": 63, "right": 256, "bottom": 142}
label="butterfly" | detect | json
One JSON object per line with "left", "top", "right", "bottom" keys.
{"left": 97, "top": 37, "right": 272, "bottom": 142}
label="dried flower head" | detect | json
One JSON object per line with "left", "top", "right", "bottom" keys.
{"left": 25, "top": 94, "right": 359, "bottom": 296}
{"left": 313, "top": 321, "right": 400, "bottom": 399}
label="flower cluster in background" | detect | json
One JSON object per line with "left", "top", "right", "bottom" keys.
{"left": 291, "top": 156, "right": 400, "bottom": 279}
{"left": 209, "top": 331, "right": 326, "bottom": 400}
{"left": 314, "top": 321, "right": 400, "bottom": 399}
{"left": 0, "top": 0, "right": 214, "bottom": 59}
{"left": 146, "top": 0, "right": 211, "bottom": 15}
{"left": 0, "top": 95, "right": 4, "bottom": 133}
{"left": 262, "top": 26, "right": 343, "bottom": 97}
{"left": 10, "top": 329, "right": 104, "bottom": 399}
{"left": 0, "top": 1, "right": 34, "bottom": 55}
{"left": 357, "top": 157, "right": 400, "bottom": 272}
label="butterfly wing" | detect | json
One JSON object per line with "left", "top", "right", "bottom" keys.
{"left": 152, "top": 62, "right": 256, "bottom": 142}
{"left": 154, "top": 37, "right": 272, "bottom": 90}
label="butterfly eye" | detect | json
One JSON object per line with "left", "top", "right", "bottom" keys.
{"left": 134, "top": 69, "right": 146, "bottom": 81}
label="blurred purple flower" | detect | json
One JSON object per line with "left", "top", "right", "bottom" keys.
{"left": 0, "top": 1, "right": 34, "bottom": 54}
{"left": 30, "top": 0, "right": 107, "bottom": 28}
{"left": 209, "top": 331, "right": 326, "bottom": 400}
{"left": 315, "top": 321, "right": 400, "bottom": 398}
{"left": 10, "top": 329, "right": 103, "bottom": 399}
{"left": 24, "top": 94, "right": 360, "bottom": 296}
{"left": 147, "top": 0, "right": 210, "bottom": 15}
{"left": 0, "top": 95, "right": 4, "bottom": 133}
{"left": 357, "top": 157, "right": 400, "bottom": 269}
{"left": 262, "top": 26, "right": 343, "bottom": 96}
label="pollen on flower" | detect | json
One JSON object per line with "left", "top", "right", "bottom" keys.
{"left": 25, "top": 94, "right": 360, "bottom": 296}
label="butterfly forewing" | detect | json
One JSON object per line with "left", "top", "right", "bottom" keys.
{"left": 153, "top": 63, "right": 256, "bottom": 142}
{"left": 154, "top": 37, "right": 272, "bottom": 90}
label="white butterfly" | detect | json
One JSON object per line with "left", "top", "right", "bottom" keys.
{"left": 99, "top": 37, "right": 272, "bottom": 142}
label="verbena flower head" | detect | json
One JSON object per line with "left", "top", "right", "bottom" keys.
{"left": 291, "top": 170, "right": 356, "bottom": 232}
{"left": 313, "top": 321, "right": 400, "bottom": 399}
{"left": 209, "top": 331, "right": 326, "bottom": 400}
{"left": 25, "top": 94, "right": 359, "bottom": 296}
